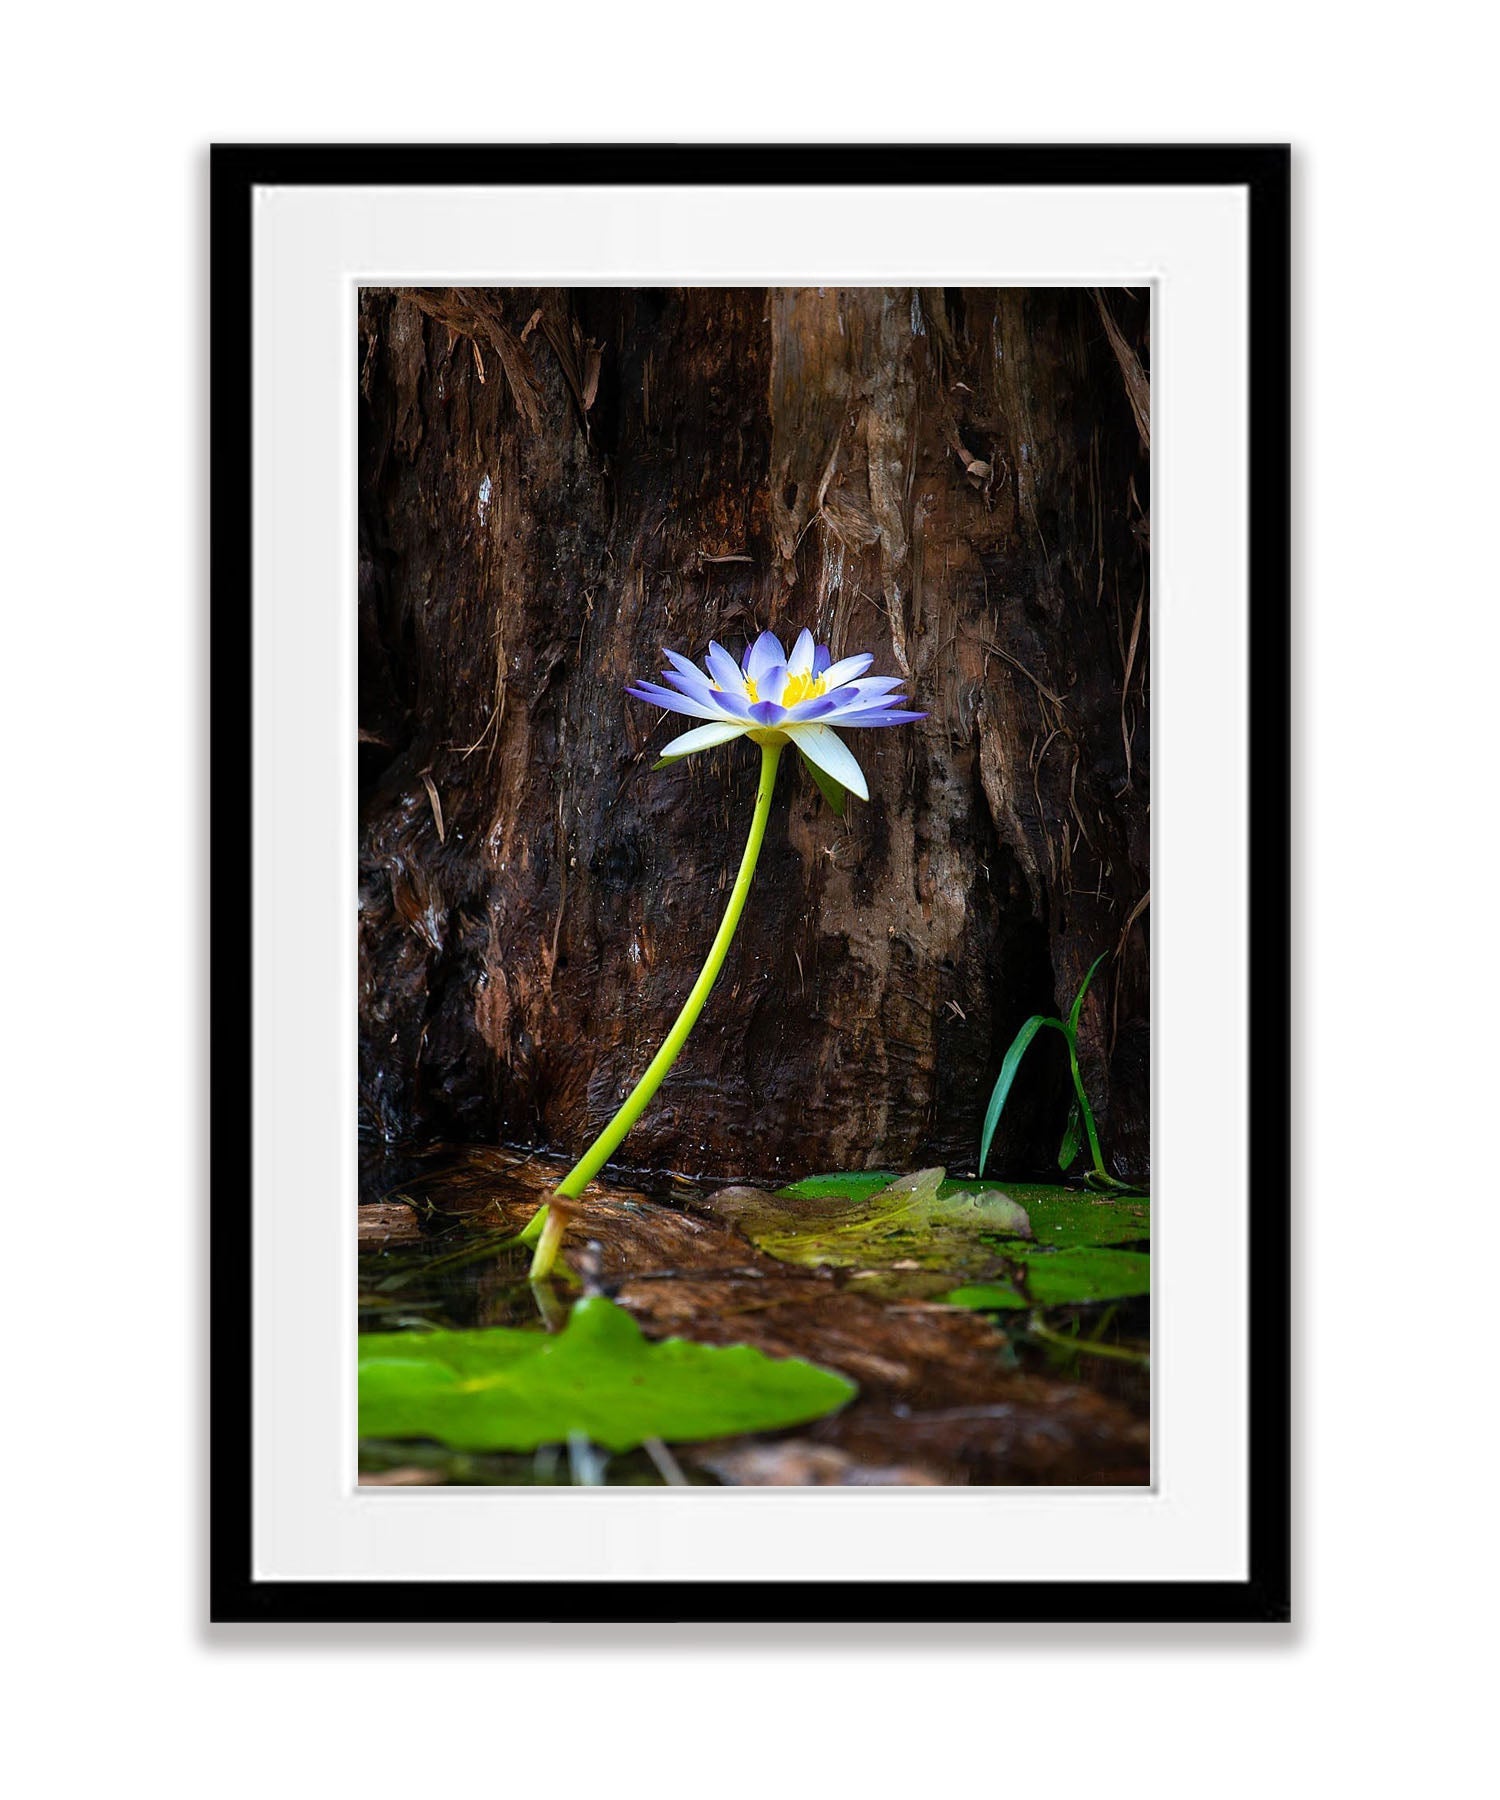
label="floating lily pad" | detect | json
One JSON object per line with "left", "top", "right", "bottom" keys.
{"left": 751, "top": 1169, "right": 1030, "bottom": 1288}
{"left": 358, "top": 1294, "right": 856, "bottom": 1453}
{"left": 938, "top": 1179, "right": 1150, "bottom": 1248}
{"left": 746, "top": 1169, "right": 1151, "bottom": 1304}
{"left": 774, "top": 1171, "right": 1149, "bottom": 1250}
{"left": 946, "top": 1247, "right": 1152, "bottom": 1310}
{"left": 777, "top": 1172, "right": 895, "bottom": 1202}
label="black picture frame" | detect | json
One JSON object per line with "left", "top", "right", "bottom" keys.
{"left": 210, "top": 143, "right": 1290, "bottom": 1626}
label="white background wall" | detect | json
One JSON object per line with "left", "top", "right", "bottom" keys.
{"left": 4, "top": 5, "right": 1494, "bottom": 1795}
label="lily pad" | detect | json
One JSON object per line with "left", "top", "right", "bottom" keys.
{"left": 358, "top": 1294, "right": 856, "bottom": 1453}
{"left": 751, "top": 1169, "right": 1032, "bottom": 1287}
{"left": 775, "top": 1171, "right": 1149, "bottom": 1250}
{"left": 938, "top": 1179, "right": 1150, "bottom": 1248}
{"left": 744, "top": 1169, "right": 1151, "bottom": 1304}
{"left": 777, "top": 1172, "right": 895, "bottom": 1202}
{"left": 945, "top": 1246, "right": 1151, "bottom": 1310}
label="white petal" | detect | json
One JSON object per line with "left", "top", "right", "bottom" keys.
{"left": 783, "top": 722, "right": 869, "bottom": 801}
{"left": 787, "top": 628, "right": 816, "bottom": 677}
{"left": 658, "top": 720, "right": 750, "bottom": 760}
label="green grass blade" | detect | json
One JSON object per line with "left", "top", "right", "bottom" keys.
{"left": 1068, "top": 951, "right": 1110, "bottom": 1037}
{"left": 979, "top": 1015, "right": 1062, "bottom": 1177}
{"left": 1058, "top": 1098, "right": 1082, "bottom": 1171}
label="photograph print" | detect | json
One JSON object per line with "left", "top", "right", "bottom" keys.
{"left": 356, "top": 284, "right": 1152, "bottom": 1488}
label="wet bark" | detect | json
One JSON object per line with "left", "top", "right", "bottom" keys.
{"left": 358, "top": 286, "right": 1150, "bottom": 1184}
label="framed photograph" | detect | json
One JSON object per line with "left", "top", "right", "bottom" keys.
{"left": 212, "top": 143, "right": 1289, "bottom": 1622}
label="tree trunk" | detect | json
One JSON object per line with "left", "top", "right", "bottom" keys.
{"left": 358, "top": 286, "right": 1150, "bottom": 1185}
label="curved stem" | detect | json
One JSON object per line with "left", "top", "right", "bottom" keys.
{"left": 527, "top": 737, "right": 785, "bottom": 1279}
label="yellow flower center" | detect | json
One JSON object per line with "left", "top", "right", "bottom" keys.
{"left": 736, "top": 671, "right": 826, "bottom": 707}
{"left": 782, "top": 671, "right": 826, "bottom": 707}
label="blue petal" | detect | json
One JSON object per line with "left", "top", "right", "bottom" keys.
{"left": 824, "top": 685, "right": 908, "bottom": 716}
{"left": 746, "top": 631, "right": 787, "bottom": 686}
{"left": 748, "top": 699, "right": 787, "bottom": 725}
{"left": 663, "top": 648, "right": 707, "bottom": 682}
{"left": 626, "top": 680, "right": 736, "bottom": 722}
{"left": 782, "top": 693, "right": 840, "bottom": 721}
{"left": 812, "top": 644, "right": 832, "bottom": 677}
{"left": 821, "top": 653, "right": 875, "bottom": 690}
{"left": 755, "top": 662, "right": 790, "bottom": 705}
{"left": 787, "top": 628, "right": 816, "bottom": 676}
{"left": 838, "top": 676, "right": 906, "bottom": 701}
{"left": 661, "top": 669, "right": 752, "bottom": 718}
{"left": 826, "top": 691, "right": 915, "bottom": 713}
{"left": 830, "top": 709, "right": 927, "bottom": 728}
{"left": 705, "top": 641, "right": 749, "bottom": 695}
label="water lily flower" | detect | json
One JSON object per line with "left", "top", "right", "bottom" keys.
{"left": 626, "top": 627, "right": 925, "bottom": 804}
{"left": 519, "top": 628, "right": 923, "bottom": 1279}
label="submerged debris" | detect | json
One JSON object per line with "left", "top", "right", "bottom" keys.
{"left": 357, "top": 1200, "right": 424, "bottom": 1246}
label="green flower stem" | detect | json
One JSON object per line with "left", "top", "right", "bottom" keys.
{"left": 527, "top": 736, "right": 786, "bottom": 1280}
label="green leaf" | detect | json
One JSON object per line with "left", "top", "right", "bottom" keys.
{"left": 1058, "top": 1099, "right": 1082, "bottom": 1171}
{"left": 1068, "top": 952, "right": 1110, "bottom": 1037}
{"left": 978, "top": 1015, "right": 1064, "bottom": 1176}
{"left": 945, "top": 1247, "right": 1151, "bottom": 1311}
{"left": 1084, "top": 1167, "right": 1141, "bottom": 1193}
{"left": 797, "top": 747, "right": 847, "bottom": 816}
{"left": 651, "top": 754, "right": 687, "bottom": 771}
{"left": 358, "top": 1294, "right": 855, "bottom": 1453}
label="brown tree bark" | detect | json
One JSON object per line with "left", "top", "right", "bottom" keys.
{"left": 358, "top": 286, "right": 1150, "bottom": 1186}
